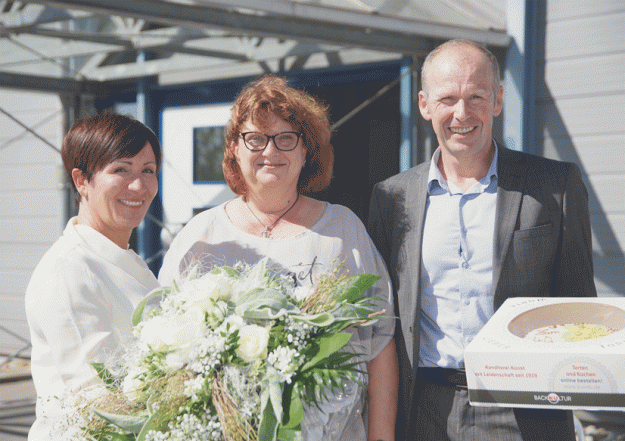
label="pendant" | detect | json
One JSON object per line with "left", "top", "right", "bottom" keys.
{"left": 262, "top": 228, "right": 270, "bottom": 238}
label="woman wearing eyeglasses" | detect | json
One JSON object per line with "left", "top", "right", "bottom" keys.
{"left": 159, "top": 75, "right": 397, "bottom": 441}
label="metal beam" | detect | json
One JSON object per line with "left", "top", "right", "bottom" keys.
{"left": 0, "top": 35, "right": 126, "bottom": 65}
{"left": 193, "top": 0, "right": 509, "bottom": 46}
{"left": 5, "top": 27, "right": 251, "bottom": 60}
{"left": 4, "top": 26, "right": 134, "bottom": 47}
{"left": 399, "top": 56, "right": 413, "bottom": 171}
{"left": 158, "top": 47, "right": 402, "bottom": 85}
{"left": 503, "top": 0, "right": 537, "bottom": 154}
{"left": 26, "top": 0, "right": 510, "bottom": 55}
{"left": 81, "top": 39, "right": 350, "bottom": 81}
{"left": 0, "top": 71, "right": 105, "bottom": 95}
{"left": 0, "top": 3, "right": 90, "bottom": 28}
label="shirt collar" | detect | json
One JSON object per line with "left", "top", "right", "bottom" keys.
{"left": 427, "top": 140, "right": 499, "bottom": 194}
{"left": 66, "top": 217, "right": 158, "bottom": 287}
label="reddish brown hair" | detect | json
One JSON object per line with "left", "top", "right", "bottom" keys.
{"left": 223, "top": 76, "right": 334, "bottom": 195}
{"left": 61, "top": 113, "right": 161, "bottom": 201}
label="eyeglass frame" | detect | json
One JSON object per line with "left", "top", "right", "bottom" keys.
{"left": 239, "top": 131, "right": 302, "bottom": 152}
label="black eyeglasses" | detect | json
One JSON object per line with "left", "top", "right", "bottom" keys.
{"left": 240, "top": 131, "right": 302, "bottom": 152}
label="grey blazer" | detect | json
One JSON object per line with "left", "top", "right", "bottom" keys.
{"left": 367, "top": 145, "right": 597, "bottom": 436}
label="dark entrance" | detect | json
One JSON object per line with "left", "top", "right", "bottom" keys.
{"left": 302, "top": 78, "right": 401, "bottom": 222}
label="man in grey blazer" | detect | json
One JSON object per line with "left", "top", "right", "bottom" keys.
{"left": 368, "top": 39, "right": 596, "bottom": 440}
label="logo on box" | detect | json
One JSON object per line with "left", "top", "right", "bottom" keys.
{"left": 533, "top": 393, "right": 572, "bottom": 404}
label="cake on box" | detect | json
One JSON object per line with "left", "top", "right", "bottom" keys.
{"left": 464, "top": 297, "right": 625, "bottom": 410}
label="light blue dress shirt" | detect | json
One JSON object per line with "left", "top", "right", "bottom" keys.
{"left": 419, "top": 144, "right": 499, "bottom": 368}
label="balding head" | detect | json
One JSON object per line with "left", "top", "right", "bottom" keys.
{"left": 421, "top": 39, "right": 501, "bottom": 100}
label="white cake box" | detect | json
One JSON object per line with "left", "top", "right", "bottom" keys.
{"left": 464, "top": 297, "right": 625, "bottom": 410}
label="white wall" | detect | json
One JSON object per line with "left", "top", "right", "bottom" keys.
{"left": 0, "top": 88, "right": 66, "bottom": 355}
{"left": 537, "top": 1, "right": 625, "bottom": 297}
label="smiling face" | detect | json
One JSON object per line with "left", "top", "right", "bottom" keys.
{"left": 419, "top": 44, "right": 503, "bottom": 164}
{"left": 233, "top": 113, "right": 306, "bottom": 195}
{"left": 74, "top": 142, "right": 158, "bottom": 248}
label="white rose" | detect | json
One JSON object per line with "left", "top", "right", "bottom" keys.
{"left": 122, "top": 366, "right": 147, "bottom": 402}
{"left": 139, "top": 315, "right": 168, "bottom": 352}
{"left": 236, "top": 324, "right": 270, "bottom": 362}
{"left": 206, "top": 272, "right": 234, "bottom": 301}
{"left": 164, "top": 350, "right": 187, "bottom": 371}
{"left": 218, "top": 314, "right": 246, "bottom": 335}
{"left": 205, "top": 300, "right": 228, "bottom": 328}
{"left": 181, "top": 279, "right": 214, "bottom": 313}
{"left": 183, "top": 274, "right": 233, "bottom": 311}
{"left": 140, "top": 307, "right": 206, "bottom": 352}
{"left": 166, "top": 307, "right": 207, "bottom": 349}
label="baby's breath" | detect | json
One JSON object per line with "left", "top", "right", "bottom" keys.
{"left": 145, "top": 411, "right": 222, "bottom": 441}
{"left": 268, "top": 346, "right": 301, "bottom": 383}
{"left": 284, "top": 315, "right": 316, "bottom": 350}
{"left": 183, "top": 375, "right": 206, "bottom": 400}
{"left": 187, "top": 332, "right": 228, "bottom": 375}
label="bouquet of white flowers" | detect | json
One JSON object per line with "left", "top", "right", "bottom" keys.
{"left": 60, "top": 258, "right": 385, "bottom": 441}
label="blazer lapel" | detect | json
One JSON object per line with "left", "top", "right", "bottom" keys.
{"left": 404, "top": 165, "right": 429, "bottom": 380}
{"left": 493, "top": 147, "right": 527, "bottom": 307}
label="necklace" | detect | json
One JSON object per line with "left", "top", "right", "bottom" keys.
{"left": 245, "top": 193, "right": 300, "bottom": 238}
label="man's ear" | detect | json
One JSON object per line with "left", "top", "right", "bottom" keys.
{"left": 418, "top": 91, "right": 432, "bottom": 121}
{"left": 493, "top": 85, "right": 504, "bottom": 117}
{"left": 71, "top": 168, "right": 88, "bottom": 199}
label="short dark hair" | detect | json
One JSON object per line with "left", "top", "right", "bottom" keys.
{"left": 61, "top": 113, "right": 161, "bottom": 201}
{"left": 223, "top": 75, "right": 334, "bottom": 195}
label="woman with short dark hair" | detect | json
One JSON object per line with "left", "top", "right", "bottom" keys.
{"left": 160, "top": 76, "right": 398, "bottom": 441}
{"left": 25, "top": 113, "right": 161, "bottom": 440}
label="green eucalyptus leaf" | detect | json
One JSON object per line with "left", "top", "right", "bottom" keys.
{"left": 291, "top": 312, "right": 336, "bottom": 327}
{"left": 132, "top": 286, "right": 171, "bottom": 326}
{"left": 234, "top": 287, "right": 297, "bottom": 318}
{"left": 243, "top": 303, "right": 299, "bottom": 320}
{"left": 136, "top": 411, "right": 162, "bottom": 441}
{"left": 100, "top": 431, "right": 135, "bottom": 441}
{"left": 210, "top": 265, "right": 240, "bottom": 278}
{"left": 277, "top": 427, "right": 304, "bottom": 441}
{"left": 269, "top": 375, "right": 283, "bottom": 423}
{"left": 259, "top": 366, "right": 283, "bottom": 439}
{"left": 91, "top": 362, "right": 115, "bottom": 387}
{"left": 331, "top": 303, "right": 379, "bottom": 322}
{"left": 281, "top": 383, "right": 304, "bottom": 429}
{"left": 258, "top": 385, "right": 279, "bottom": 441}
{"left": 234, "top": 287, "right": 281, "bottom": 305}
{"left": 335, "top": 274, "right": 381, "bottom": 304}
{"left": 300, "top": 332, "right": 352, "bottom": 371}
{"left": 91, "top": 408, "right": 148, "bottom": 434}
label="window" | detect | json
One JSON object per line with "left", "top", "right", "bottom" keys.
{"left": 193, "top": 126, "right": 226, "bottom": 182}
